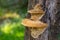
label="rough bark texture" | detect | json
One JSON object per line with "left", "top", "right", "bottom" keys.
{"left": 46, "top": 0, "right": 59, "bottom": 40}
{"left": 25, "top": 0, "right": 60, "bottom": 40}
{"left": 25, "top": 0, "right": 48, "bottom": 40}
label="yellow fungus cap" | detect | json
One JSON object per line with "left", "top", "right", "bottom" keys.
{"left": 28, "top": 9, "right": 45, "bottom": 14}
{"left": 21, "top": 19, "right": 48, "bottom": 28}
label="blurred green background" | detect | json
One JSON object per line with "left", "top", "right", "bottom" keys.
{"left": 0, "top": 0, "right": 28, "bottom": 40}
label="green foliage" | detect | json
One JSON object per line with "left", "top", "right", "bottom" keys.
{"left": 0, "top": 0, "right": 28, "bottom": 17}
{"left": 0, "top": 8, "right": 6, "bottom": 16}
{"left": 0, "top": 18, "right": 25, "bottom": 40}
{"left": 0, "top": 0, "right": 28, "bottom": 40}
{"left": 0, "top": 0, "right": 28, "bottom": 11}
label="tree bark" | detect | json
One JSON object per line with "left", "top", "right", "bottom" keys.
{"left": 25, "top": 0, "right": 60, "bottom": 40}
{"left": 46, "top": 0, "right": 59, "bottom": 40}
{"left": 25, "top": 0, "right": 48, "bottom": 40}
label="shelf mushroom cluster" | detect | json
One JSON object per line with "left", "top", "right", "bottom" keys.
{"left": 21, "top": 4, "right": 48, "bottom": 38}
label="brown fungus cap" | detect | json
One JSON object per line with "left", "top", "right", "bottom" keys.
{"left": 28, "top": 4, "right": 45, "bottom": 14}
{"left": 33, "top": 4, "right": 42, "bottom": 9}
{"left": 28, "top": 9, "right": 45, "bottom": 14}
{"left": 21, "top": 19, "right": 48, "bottom": 28}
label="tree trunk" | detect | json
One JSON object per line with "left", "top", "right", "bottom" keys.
{"left": 25, "top": 0, "right": 60, "bottom": 40}
{"left": 25, "top": 0, "right": 48, "bottom": 40}
{"left": 46, "top": 0, "right": 59, "bottom": 40}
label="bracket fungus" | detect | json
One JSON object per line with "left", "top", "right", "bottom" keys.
{"left": 21, "top": 19, "right": 48, "bottom": 38}
{"left": 28, "top": 9, "right": 45, "bottom": 20}
{"left": 31, "top": 27, "right": 47, "bottom": 38}
{"left": 28, "top": 4, "right": 45, "bottom": 14}
{"left": 21, "top": 4, "right": 48, "bottom": 38}
{"left": 28, "top": 9, "right": 45, "bottom": 14}
{"left": 21, "top": 19, "right": 47, "bottom": 28}
{"left": 27, "top": 4, "right": 45, "bottom": 20}
{"left": 33, "top": 4, "right": 42, "bottom": 9}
